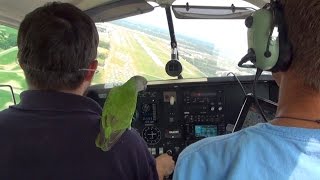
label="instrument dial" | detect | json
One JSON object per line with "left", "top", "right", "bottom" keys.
{"left": 142, "top": 126, "right": 161, "bottom": 145}
{"left": 142, "top": 104, "right": 151, "bottom": 113}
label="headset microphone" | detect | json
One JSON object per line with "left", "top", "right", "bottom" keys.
{"left": 264, "top": 29, "right": 273, "bottom": 58}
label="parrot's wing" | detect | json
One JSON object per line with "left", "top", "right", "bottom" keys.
{"left": 96, "top": 77, "right": 142, "bottom": 152}
{"left": 96, "top": 114, "right": 129, "bottom": 151}
{"left": 101, "top": 129, "right": 126, "bottom": 151}
{"left": 95, "top": 115, "right": 107, "bottom": 150}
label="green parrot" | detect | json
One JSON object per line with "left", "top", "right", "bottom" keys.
{"left": 95, "top": 76, "right": 148, "bottom": 151}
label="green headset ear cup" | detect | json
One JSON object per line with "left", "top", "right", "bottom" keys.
{"left": 247, "top": 8, "right": 280, "bottom": 71}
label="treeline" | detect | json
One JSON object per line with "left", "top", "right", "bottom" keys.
{"left": 0, "top": 25, "right": 17, "bottom": 51}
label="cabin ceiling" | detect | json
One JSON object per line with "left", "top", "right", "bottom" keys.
{"left": 0, "top": 0, "right": 267, "bottom": 28}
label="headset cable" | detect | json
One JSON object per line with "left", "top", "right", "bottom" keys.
{"left": 227, "top": 72, "right": 247, "bottom": 96}
{"left": 253, "top": 69, "right": 268, "bottom": 122}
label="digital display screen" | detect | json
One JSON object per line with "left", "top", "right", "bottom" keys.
{"left": 242, "top": 103, "right": 276, "bottom": 129}
{"left": 195, "top": 125, "right": 218, "bottom": 138}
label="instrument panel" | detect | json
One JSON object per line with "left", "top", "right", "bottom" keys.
{"left": 86, "top": 75, "right": 278, "bottom": 159}
{"left": 133, "top": 88, "right": 228, "bottom": 159}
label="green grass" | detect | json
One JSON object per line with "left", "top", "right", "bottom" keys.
{"left": 0, "top": 24, "right": 213, "bottom": 111}
{"left": 0, "top": 47, "right": 24, "bottom": 111}
{"left": 0, "top": 25, "right": 17, "bottom": 34}
{"left": 92, "top": 25, "right": 210, "bottom": 84}
{"left": 0, "top": 88, "right": 20, "bottom": 110}
{"left": 121, "top": 30, "right": 170, "bottom": 79}
{"left": 0, "top": 72, "right": 26, "bottom": 88}
{"left": 0, "top": 25, "right": 18, "bottom": 50}
{"left": 138, "top": 33, "right": 206, "bottom": 79}
{"left": 0, "top": 47, "right": 18, "bottom": 64}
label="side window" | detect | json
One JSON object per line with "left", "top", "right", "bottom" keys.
{"left": 0, "top": 25, "right": 26, "bottom": 110}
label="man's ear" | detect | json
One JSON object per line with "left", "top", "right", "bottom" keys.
{"left": 84, "top": 60, "right": 98, "bottom": 81}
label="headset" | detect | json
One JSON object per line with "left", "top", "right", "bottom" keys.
{"left": 238, "top": 0, "right": 292, "bottom": 122}
{"left": 238, "top": 0, "right": 292, "bottom": 72}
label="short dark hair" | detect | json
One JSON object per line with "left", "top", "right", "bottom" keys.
{"left": 281, "top": 0, "right": 320, "bottom": 90}
{"left": 18, "top": 2, "right": 99, "bottom": 90}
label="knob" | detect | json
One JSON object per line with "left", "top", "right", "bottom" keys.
{"left": 175, "top": 146, "right": 180, "bottom": 152}
{"left": 166, "top": 150, "right": 173, "bottom": 156}
{"left": 170, "top": 96, "right": 175, "bottom": 105}
{"left": 210, "top": 106, "right": 215, "bottom": 111}
{"left": 245, "top": 16, "right": 253, "bottom": 28}
{"left": 218, "top": 106, "right": 223, "bottom": 111}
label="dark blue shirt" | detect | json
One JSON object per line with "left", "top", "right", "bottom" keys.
{"left": 0, "top": 90, "right": 158, "bottom": 180}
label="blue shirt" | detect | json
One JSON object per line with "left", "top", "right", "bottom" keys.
{"left": 173, "top": 123, "right": 320, "bottom": 180}
{"left": 0, "top": 90, "right": 158, "bottom": 180}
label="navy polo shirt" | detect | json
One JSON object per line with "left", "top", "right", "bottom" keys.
{"left": 0, "top": 90, "right": 158, "bottom": 180}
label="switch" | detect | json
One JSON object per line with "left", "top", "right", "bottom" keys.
{"left": 226, "top": 124, "right": 235, "bottom": 134}
{"left": 166, "top": 150, "right": 173, "bottom": 156}
{"left": 159, "top": 147, "right": 164, "bottom": 154}
{"left": 175, "top": 146, "right": 180, "bottom": 153}
{"left": 151, "top": 148, "right": 157, "bottom": 155}
{"left": 170, "top": 96, "right": 175, "bottom": 105}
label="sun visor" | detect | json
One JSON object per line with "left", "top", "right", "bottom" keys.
{"left": 172, "top": 5, "right": 255, "bottom": 19}
{"left": 85, "top": 0, "right": 154, "bottom": 22}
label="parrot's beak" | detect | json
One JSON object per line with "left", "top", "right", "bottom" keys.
{"left": 135, "top": 76, "right": 148, "bottom": 92}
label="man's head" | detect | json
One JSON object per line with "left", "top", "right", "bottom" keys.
{"left": 275, "top": 0, "right": 320, "bottom": 91}
{"left": 18, "top": 2, "right": 99, "bottom": 92}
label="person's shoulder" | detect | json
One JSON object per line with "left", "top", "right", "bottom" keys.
{"left": 174, "top": 125, "right": 267, "bottom": 179}
{"left": 115, "top": 129, "right": 149, "bottom": 151}
{"left": 122, "top": 129, "right": 145, "bottom": 143}
{"left": 0, "top": 107, "right": 12, "bottom": 116}
{"left": 178, "top": 124, "right": 265, "bottom": 160}
{"left": 178, "top": 132, "right": 241, "bottom": 160}
{"left": 111, "top": 129, "right": 157, "bottom": 179}
{"left": 0, "top": 108, "right": 16, "bottom": 125}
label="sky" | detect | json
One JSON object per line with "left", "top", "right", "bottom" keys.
{"left": 124, "top": 0, "right": 258, "bottom": 56}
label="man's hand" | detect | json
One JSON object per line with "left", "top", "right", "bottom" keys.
{"left": 156, "top": 153, "right": 175, "bottom": 180}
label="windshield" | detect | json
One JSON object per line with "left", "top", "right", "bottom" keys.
{"left": 0, "top": 0, "right": 259, "bottom": 110}
{"left": 92, "top": 0, "right": 258, "bottom": 85}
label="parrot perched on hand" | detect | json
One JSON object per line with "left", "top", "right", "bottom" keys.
{"left": 95, "top": 76, "right": 148, "bottom": 151}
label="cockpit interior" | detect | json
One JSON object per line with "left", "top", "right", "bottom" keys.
{"left": 0, "top": 0, "right": 280, "bottom": 178}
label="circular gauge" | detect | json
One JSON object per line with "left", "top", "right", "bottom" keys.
{"left": 142, "top": 126, "right": 161, "bottom": 145}
{"left": 142, "top": 104, "right": 151, "bottom": 113}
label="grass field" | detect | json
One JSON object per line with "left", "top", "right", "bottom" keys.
{"left": 0, "top": 23, "right": 214, "bottom": 110}
{"left": 0, "top": 22, "right": 248, "bottom": 111}
{"left": 0, "top": 47, "right": 26, "bottom": 110}
{"left": 0, "top": 47, "right": 18, "bottom": 64}
{"left": 96, "top": 24, "right": 207, "bottom": 84}
{"left": 0, "top": 25, "right": 25, "bottom": 110}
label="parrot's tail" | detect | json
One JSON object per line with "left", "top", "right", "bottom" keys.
{"left": 95, "top": 132, "right": 106, "bottom": 150}
{"left": 96, "top": 129, "right": 127, "bottom": 152}
{"left": 96, "top": 117, "right": 109, "bottom": 151}
{"left": 103, "top": 129, "right": 126, "bottom": 150}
